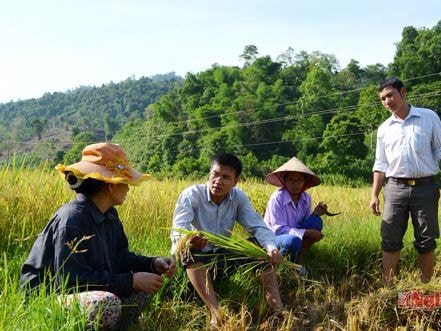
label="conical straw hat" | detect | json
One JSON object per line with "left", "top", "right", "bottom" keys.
{"left": 266, "top": 156, "right": 321, "bottom": 191}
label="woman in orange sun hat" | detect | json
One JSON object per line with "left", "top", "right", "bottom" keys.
{"left": 20, "top": 142, "right": 176, "bottom": 329}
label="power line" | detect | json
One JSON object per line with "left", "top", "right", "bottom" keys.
{"left": 144, "top": 71, "right": 441, "bottom": 126}
{"left": 2, "top": 73, "right": 441, "bottom": 154}
{"left": 2, "top": 89, "right": 441, "bottom": 151}
{"left": 133, "top": 89, "right": 441, "bottom": 139}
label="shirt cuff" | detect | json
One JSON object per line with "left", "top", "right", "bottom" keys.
{"left": 265, "top": 244, "right": 278, "bottom": 253}
{"left": 288, "top": 228, "right": 305, "bottom": 238}
{"left": 150, "top": 256, "right": 159, "bottom": 274}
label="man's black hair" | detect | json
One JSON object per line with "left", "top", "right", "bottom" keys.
{"left": 378, "top": 77, "right": 405, "bottom": 93}
{"left": 211, "top": 153, "right": 242, "bottom": 177}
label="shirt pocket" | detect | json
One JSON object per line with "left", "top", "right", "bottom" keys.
{"left": 410, "top": 126, "right": 430, "bottom": 155}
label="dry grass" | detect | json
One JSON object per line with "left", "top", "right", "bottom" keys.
{"left": 2, "top": 168, "right": 441, "bottom": 330}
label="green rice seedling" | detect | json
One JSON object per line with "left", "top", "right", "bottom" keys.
{"left": 173, "top": 228, "right": 301, "bottom": 273}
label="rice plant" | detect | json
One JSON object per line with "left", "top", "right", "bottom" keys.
{"left": 173, "top": 228, "right": 301, "bottom": 273}
{"left": 2, "top": 166, "right": 441, "bottom": 329}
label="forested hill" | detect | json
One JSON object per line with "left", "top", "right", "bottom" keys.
{"left": 2, "top": 21, "right": 441, "bottom": 184}
{"left": 113, "top": 21, "right": 441, "bottom": 182}
{"left": 0, "top": 72, "right": 183, "bottom": 165}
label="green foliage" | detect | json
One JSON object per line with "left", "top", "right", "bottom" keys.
{"left": 2, "top": 21, "right": 441, "bottom": 184}
{"left": 0, "top": 73, "right": 183, "bottom": 165}
{"left": 171, "top": 157, "right": 203, "bottom": 179}
{"left": 321, "top": 112, "right": 367, "bottom": 159}
{"left": 113, "top": 29, "right": 441, "bottom": 182}
{"left": 408, "top": 80, "right": 441, "bottom": 112}
{"left": 240, "top": 45, "right": 259, "bottom": 67}
{"left": 391, "top": 20, "right": 441, "bottom": 83}
{"left": 62, "top": 132, "right": 94, "bottom": 165}
{"left": 240, "top": 152, "right": 264, "bottom": 179}
{"left": 30, "top": 118, "right": 47, "bottom": 140}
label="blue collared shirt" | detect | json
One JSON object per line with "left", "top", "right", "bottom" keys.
{"left": 373, "top": 106, "right": 441, "bottom": 178}
{"left": 171, "top": 183, "right": 276, "bottom": 253}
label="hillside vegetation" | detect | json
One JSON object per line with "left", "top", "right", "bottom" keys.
{"left": 1, "top": 21, "right": 441, "bottom": 185}
{"left": 0, "top": 73, "right": 182, "bottom": 166}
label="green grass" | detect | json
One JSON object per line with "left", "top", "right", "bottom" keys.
{"left": 2, "top": 166, "right": 441, "bottom": 330}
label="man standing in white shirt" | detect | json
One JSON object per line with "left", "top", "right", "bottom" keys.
{"left": 370, "top": 77, "right": 441, "bottom": 287}
{"left": 171, "top": 153, "right": 285, "bottom": 325}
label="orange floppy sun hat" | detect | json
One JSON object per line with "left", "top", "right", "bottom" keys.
{"left": 55, "top": 142, "right": 150, "bottom": 186}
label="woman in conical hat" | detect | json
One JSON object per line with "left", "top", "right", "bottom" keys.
{"left": 20, "top": 142, "right": 177, "bottom": 328}
{"left": 264, "top": 156, "right": 326, "bottom": 269}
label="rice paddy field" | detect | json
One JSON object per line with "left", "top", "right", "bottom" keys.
{"left": 2, "top": 164, "right": 441, "bottom": 330}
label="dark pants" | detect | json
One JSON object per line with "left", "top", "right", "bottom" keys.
{"left": 381, "top": 178, "right": 439, "bottom": 253}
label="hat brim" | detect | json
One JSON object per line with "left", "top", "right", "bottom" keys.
{"left": 266, "top": 171, "right": 320, "bottom": 190}
{"left": 266, "top": 157, "right": 320, "bottom": 191}
{"left": 56, "top": 162, "right": 150, "bottom": 186}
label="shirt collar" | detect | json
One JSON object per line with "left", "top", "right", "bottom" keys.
{"left": 281, "top": 188, "right": 304, "bottom": 205}
{"left": 205, "top": 182, "right": 232, "bottom": 203}
{"left": 75, "top": 193, "right": 110, "bottom": 224}
{"left": 390, "top": 105, "right": 419, "bottom": 123}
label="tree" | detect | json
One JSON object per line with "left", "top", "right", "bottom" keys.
{"left": 63, "top": 132, "right": 94, "bottom": 165}
{"left": 362, "top": 63, "right": 387, "bottom": 85}
{"left": 240, "top": 45, "right": 259, "bottom": 67}
{"left": 318, "top": 112, "right": 371, "bottom": 179}
{"left": 321, "top": 112, "right": 367, "bottom": 159}
{"left": 103, "top": 114, "right": 117, "bottom": 141}
{"left": 283, "top": 113, "right": 325, "bottom": 163}
{"left": 30, "top": 118, "right": 46, "bottom": 140}
{"left": 408, "top": 81, "right": 441, "bottom": 113}
{"left": 352, "top": 84, "right": 388, "bottom": 158}
{"left": 353, "top": 84, "right": 387, "bottom": 134}
{"left": 276, "top": 46, "right": 295, "bottom": 67}
{"left": 391, "top": 21, "right": 441, "bottom": 83}
{"left": 297, "top": 65, "right": 337, "bottom": 120}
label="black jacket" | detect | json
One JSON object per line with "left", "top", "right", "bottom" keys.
{"left": 20, "top": 193, "right": 156, "bottom": 298}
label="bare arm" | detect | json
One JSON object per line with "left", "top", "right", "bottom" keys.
{"left": 369, "top": 171, "right": 386, "bottom": 216}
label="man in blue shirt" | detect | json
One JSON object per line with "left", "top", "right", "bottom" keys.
{"left": 171, "top": 153, "right": 285, "bottom": 325}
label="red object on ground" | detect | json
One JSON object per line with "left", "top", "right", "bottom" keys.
{"left": 398, "top": 290, "right": 441, "bottom": 310}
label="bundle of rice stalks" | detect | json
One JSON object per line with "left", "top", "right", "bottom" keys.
{"left": 173, "top": 228, "right": 302, "bottom": 273}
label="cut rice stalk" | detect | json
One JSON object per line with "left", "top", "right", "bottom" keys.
{"left": 173, "top": 228, "right": 302, "bottom": 273}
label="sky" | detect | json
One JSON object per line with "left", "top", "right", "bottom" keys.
{"left": 1, "top": 0, "right": 440, "bottom": 103}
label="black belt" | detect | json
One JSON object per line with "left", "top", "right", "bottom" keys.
{"left": 387, "top": 176, "right": 435, "bottom": 186}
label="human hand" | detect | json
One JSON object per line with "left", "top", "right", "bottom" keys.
{"left": 304, "top": 229, "right": 324, "bottom": 241}
{"left": 312, "top": 202, "right": 328, "bottom": 216}
{"left": 369, "top": 197, "right": 381, "bottom": 216}
{"left": 132, "top": 272, "right": 164, "bottom": 294}
{"left": 313, "top": 201, "right": 340, "bottom": 216}
{"left": 189, "top": 233, "right": 208, "bottom": 250}
{"left": 267, "top": 248, "right": 283, "bottom": 265}
{"left": 154, "top": 257, "right": 177, "bottom": 277}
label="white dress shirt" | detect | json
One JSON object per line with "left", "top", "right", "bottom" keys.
{"left": 373, "top": 106, "right": 441, "bottom": 178}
